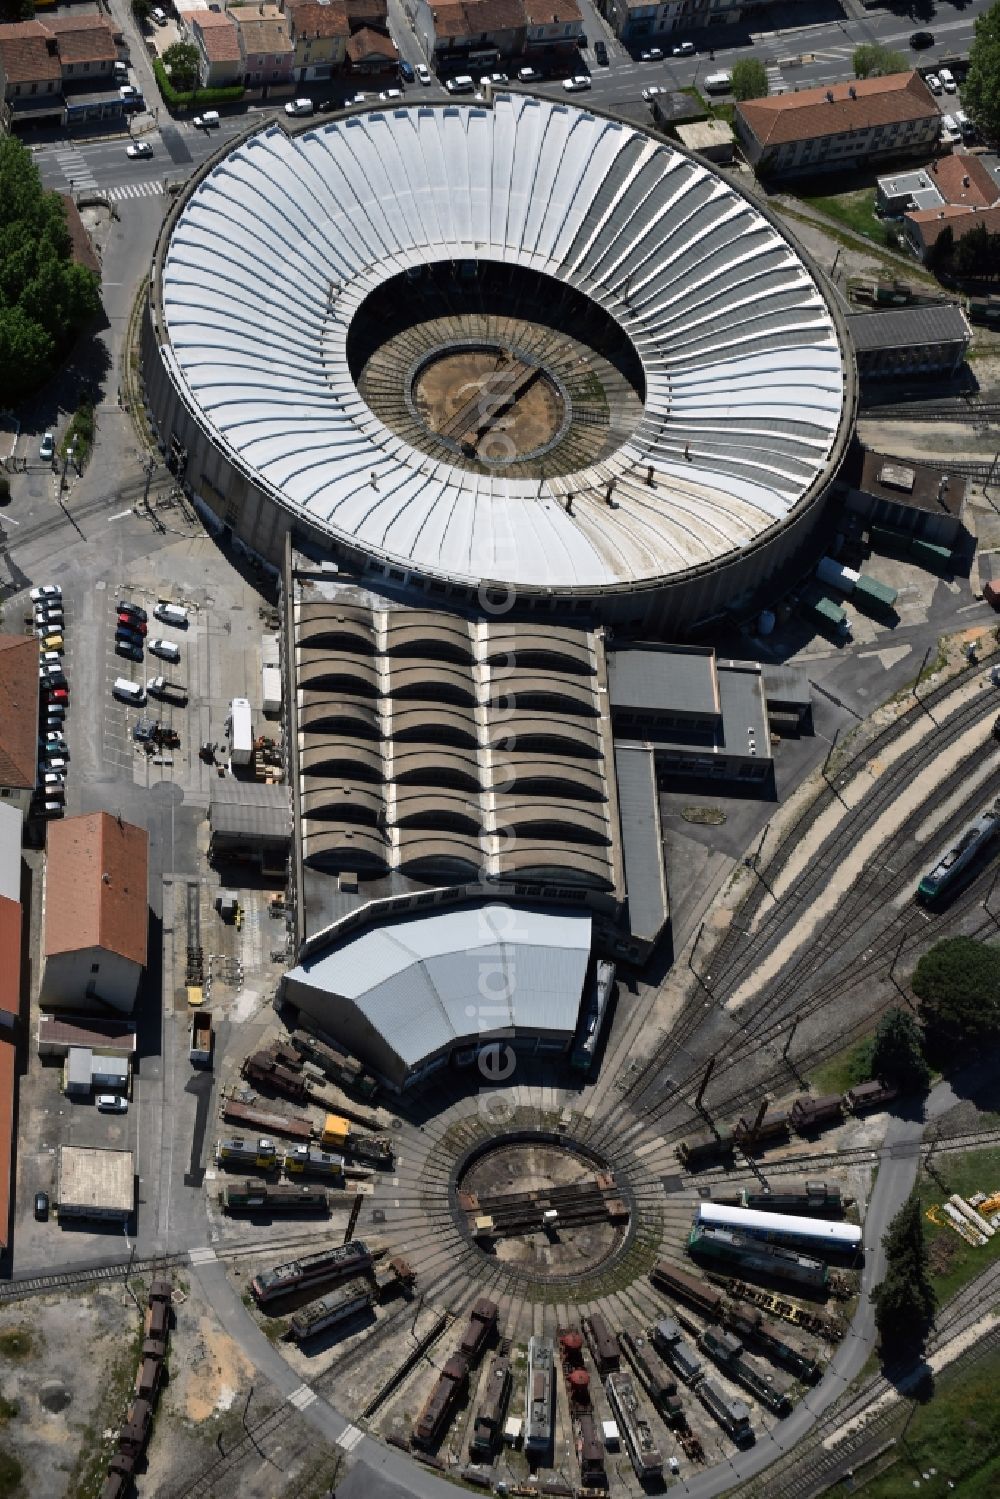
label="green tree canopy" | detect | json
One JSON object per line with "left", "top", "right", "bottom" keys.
{"left": 965, "top": 0, "right": 1000, "bottom": 142}
{"left": 132, "top": 0, "right": 152, "bottom": 21}
{"left": 162, "top": 41, "right": 200, "bottom": 94}
{"left": 912, "top": 937, "right": 1000, "bottom": 1054}
{"left": 926, "top": 222, "right": 955, "bottom": 275}
{"left": 730, "top": 59, "right": 768, "bottom": 102}
{"left": 872, "top": 1194, "right": 936, "bottom": 1355}
{"left": 0, "top": 138, "right": 100, "bottom": 405}
{"left": 853, "top": 44, "right": 908, "bottom": 79}
{"left": 869, "top": 1008, "right": 930, "bottom": 1093}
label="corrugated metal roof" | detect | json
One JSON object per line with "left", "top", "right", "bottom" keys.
{"left": 286, "top": 903, "right": 591, "bottom": 1072}
{"left": 209, "top": 781, "right": 291, "bottom": 841}
{"left": 608, "top": 645, "right": 719, "bottom": 718}
{"left": 613, "top": 744, "right": 669, "bottom": 948}
{"left": 846, "top": 303, "right": 970, "bottom": 352}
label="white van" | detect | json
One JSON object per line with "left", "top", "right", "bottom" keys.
{"left": 193, "top": 110, "right": 220, "bottom": 130}
{"left": 445, "top": 75, "right": 475, "bottom": 94}
{"left": 703, "top": 71, "right": 732, "bottom": 93}
{"left": 113, "top": 677, "right": 146, "bottom": 704}
{"left": 154, "top": 601, "right": 188, "bottom": 627}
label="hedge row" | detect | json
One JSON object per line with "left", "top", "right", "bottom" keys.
{"left": 152, "top": 59, "right": 244, "bottom": 111}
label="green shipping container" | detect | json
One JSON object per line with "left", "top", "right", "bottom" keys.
{"left": 854, "top": 574, "right": 898, "bottom": 611}
{"left": 911, "top": 539, "right": 952, "bottom": 568}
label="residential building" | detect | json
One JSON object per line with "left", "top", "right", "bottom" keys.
{"left": 344, "top": 25, "right": 398, "bottom": 71}
{"left": 900, "top": 157, "right": 1000, "bottom": 261}
{"left": 606, "top": 0, "right": 760, "bottom": 46}
{"left": 846, "top": 302, "right": 972, "bottom": 378}
{"left": 41, "top": 812, "right": 149, "bottom": 1014}
{"left": 343, "top": 0, "right": 390, "bottom": 35}
{"left": 231, "top": 4, "right": 294, "bottom": 94}
{"left": 878, "top": 154, "right": 1000, "bottom": 218}
{"left": 522, "top": 0, "right": 584, "bottom": 56}
{"left": 0, "top": 20, "right": 65, "bottom": 129}
{"left": 0, "top": 14, "right": 127, "bottom": 130}
{"left": 180, "top": 9, "right": 244, "bottom": 88}
{"left": 735, "top": 72, "right": 940, "bottom": 178}
{"left": 284, "top": 0, "right": 348, "bottom": 82}
{"left": 675, "top": 118, "right": 735, "bottom": 163}
{"left": 0, "top": 636, "right": 40, "bottom": 817}
{"left": 412, "top": 0, "right": 526, "bottom": 67}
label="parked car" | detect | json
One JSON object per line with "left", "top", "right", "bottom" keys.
{"left": 151, "top": 6, "right": 168, "bottom": 24}
{"left": 148, "top": 638, "right": 180, "bottom": 662}
{"left": 399, "top": 60, "right": 414, "bottom": 82}
{"left": 39, "top": 433, "right": 55, "bottom": 462}
{"left": 672, "top": 41, "right": 695, "bottom": 55}
{"left": 642, "top": 85, "right": 664, "bottom": 100}
{"left": 118, "top": 611, "right": 147, "bottom": 634}
{"left": 41, "top": 772, "right": 65, "bottom": 789}
{"left": 910, "top": 30, "right": 934, "bottom": 48}
{"left": 941, "top": 112, "right": 961, "bottom": 144}
{"left": 192, "top": 110, "right": 220, "bottom": 129}
{"left": 126, "top": 141, "right": 153, "bottom": 159}
{"left": 44, "top": 704, "right": 66, "bottom": 722}
{"left": 34, "top": 1191, "right": 49, "bottom": 1220}
{"left": 40, "top": 650, "right": 62, "bottom": 668}
{"left": 117, "top": 600, "right": 147, "bottom": 621}
{"left": 116, "top": 639, "right": 144, "bottom": 662}
{"left": 938, "top": 66, "right": 956, "bottom": 92}
{"left": 40, "top": 735, "right": 68, "bottom": 755}
{"left": 955, "top": 108, "right": 976, "bottom": 140}
{"left": 379, "top": 88, "right": 403, "bottom": 101}
{"left": 34, "top": 801, "right": 64, "bottom": 818}
{"left": 39, "top": 668, "right": 66, "bottom": 688}
{"left": 594, "top": 40, "right": 608, "bottom": 65}
{"left": 517, "top": 66, "right": 541, "bottom": 82}
{"left": 119, "top": 83, "right": 140, "bottom": 100}
{"left": 30, "top": 585, "right": 61, "bottom": 603}
{"left": 640, "top": 47, "right": 663, "bottom": 60}
{"left": 41, "top": 759, "right": 67, "bottom": 775}
{"left": 97, "top": 1094, "right": 128, "bottom": 1113}
{"left": 284, "top": 97, "right": 315, "bottom": 116}
{"left": 37, "top": 633, "right": 64, "bottom": 651}
{"left": 563, "top": 74, "right": 591, "bottom": 91}
{"left": 154, "top": 602, "right": 188, "bottom": 626}
{"left": 925, "top": 73, "right": 942, "bottom": 93}
{"left": 35, "top": 608, "right": 64, "bottom": 627}
{"left": 46, "top": 687, "right": 69, "bottom": 704}
{"left": 416, "top": 63, "right": 431, "bottom": 84}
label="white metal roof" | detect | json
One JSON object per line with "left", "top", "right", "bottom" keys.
{"left": 160, "top": 96, "right": 848, "bottom": 591}
{"left": 696, "top": 1202, "right": 862, "bottom": 1247}
{"left": 285, "top": 902, "right": 591, "bottom": 1072}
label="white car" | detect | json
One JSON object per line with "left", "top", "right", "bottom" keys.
{"left": 38, "top": 433, "right": 55, "bottom": 462}
{"left": 640, "top": 47, "right": 664, "bottom": 61}
{"left": 642, "top": 85, "right": 664, "bottom": 100}
{"left": 517, "top": 66, "right": 541, "bottom": 82}
{"left": 284, "top": 97, "right": 315, "bottom": 116}
{"left": 351, "top": 92, "right": 371, "bottom": 105}
{"left": 30, "top": 584, "right": 61, "bottom": 602}
{"left": 192, "top": 110, "right": 220, "bottom": 129}
{"left": 925, "top": 73, "right": 942, "bottom": 93}
{"left": 563, "top": 75, "right": 591, "bottom": 91}
{"left": 97, "top": 1094, "right": 128, "bottom": 1113}
{"left": 672, "top": 41, "right": 694, "bottom": 56}
{"left": 938, "top": 66, "right": 956, "bottom": 92}
{"left": 42, "top": 757, "right": 67, "bottom": 774}
{"left": 126, "top": 141, "right": 153, "bottom": 159}
{"left": 148, "top": 638, "right": 180, "bottom": 662}
{"left": 40, "top": 650, "right": 62, "bottom": 667}
{"left": 119, "top": 83, "right": 139, "bottom": 100}
{"left": 34, "top": 801, "right": 64, "bottom": 819}
{"left": 378, "top": 88, "right": 403, "bottom": 102}
{"left": 41, "top": 771, "right": 65, "bottom": 789}
{"left": 940, "top": 113, "right": 961, "bottom": 144}
{"left": 151, "top": 6, "right": 168, "bottom": 24}
{"left": 416, "top": 63, "right": 431, "bottom": 85}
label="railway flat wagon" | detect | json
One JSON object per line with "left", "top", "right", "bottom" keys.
{"left": 525, "top": 1336, "right": 555, "bottom": 1457}
{"left": 289, "top": 1283, "right": 373, "bottom": 1342}
{"left": 650, "top": 1259, "right": 725, "bottom": 1319}
{"left": 606, "top": 1369, "right": 663, "bottom": 1480}
{"left": 582, "top": 1313, "right": 620, "bottom": 1374}
{"left": 221, "top": 1097, "right": 313, "bottom": 1143}
{"left": 414, "top": 1355, "right": 469, "bottom": 1449}
{"left": 221, "top": 1180, "right": 328, "bottom": 1215}
{"left": 694, "top": 1203, "right": 861, "bottom": 1255}
{"left": 689, "top": 1224, "right": 829, "bottom": 1289}
{"left": 251, "top": 1240, "right": 373, "bottom": 1304}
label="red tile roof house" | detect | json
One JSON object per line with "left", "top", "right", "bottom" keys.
{"left": 735, "top": 72, "right": 941, "bottom": 178}
{"left": 0, "top": 20, "right": 64, "bottom": 128}
{"left": 179, "top": 9, "right": 244, "bottom": 89}
{"left": 412, "top": 0, "right": 527, "bottom": 66}
{"left": 0, "top": 636, "right": 40, "bottom": 818}
{"left": 41, "top": 813, "right": 149, "bottom": 1014}
{"left": 0, "top": 894, "right": 20, "bottom": 1254}
{"left": 902, "top": 156, "right": 1000, "bottom": 261}
{"left": 522, "top": 0, "right": 584, "bottom": 56}
{"left": 230, "top": 5, "right": 295, "bottom": 96}
{"left": 345, "top": 25, "right": 398, "bottom": 71}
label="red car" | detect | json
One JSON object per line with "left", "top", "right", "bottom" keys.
{"left": 118, "top": 612, "right": 147, "bottom": 635}
{"left": 47, "top": 687, "right": 69, "bottom": 702}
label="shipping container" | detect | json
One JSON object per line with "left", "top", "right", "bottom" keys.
{"left": 189, "top": 1012, "right": 213, "bottom": 1066}
{"left": 816, "top": 556, "right": 861, "bottom": 594}
{"left": 852, "top": 574, "right": 898, "bottom": 615}
{"left": 229, "top": 697, "right": 253, "bottom": 765}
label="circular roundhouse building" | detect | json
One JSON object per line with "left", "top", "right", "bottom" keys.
{"left": 143, "top": 94, "right": 856, "bottom": 632}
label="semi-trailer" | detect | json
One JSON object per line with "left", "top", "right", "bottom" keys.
{"left": 228, "top": 697, "right": 253, "bottom": 766}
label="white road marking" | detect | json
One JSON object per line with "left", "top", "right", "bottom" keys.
{"left": 290, "top": 1384, "right": 317, "bottom": 1411}
{"left": 337, "top": 1422, "right": 364, "bottom": 1452}
{"left": 188, "top": 1244, "right": 217, "bottom": 1264}
{"left": 109, "top": 508, "right": 135, "bottom": 521}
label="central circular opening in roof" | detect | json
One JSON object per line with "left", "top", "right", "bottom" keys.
{"left": 454, "top": 1131, "right": 630, "bottom": 1282}
{"left": 345, "top": 260, "right": 647, "bottom": 479}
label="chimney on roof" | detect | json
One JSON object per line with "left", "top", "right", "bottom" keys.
{"left": 963, "top": 175, "right": 970, "bottom": 187}
{"left": 103, "top": 873, "right": 111, "bottom": 884}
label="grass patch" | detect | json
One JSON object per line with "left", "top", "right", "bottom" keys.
{"left": 58, "top": 399, "right": 95, "bottom": 469}
{"left": 0, "top": 1330, "right": 32, "bottom": 1362}
{"left": 831, "top": 1340, "right": 1000, "bottom": 1496}
{"left": 809, "top": 1036, "right": 873, "bottom": 1097}
{"left": 0, "top": 1449, "right": 22, "bottom": 1498}
{"left": 915, "top": 1144, "right": 1000, "bottom": 1305}
{"left": 797, "top": 187, "right": 892, "bottom": 247}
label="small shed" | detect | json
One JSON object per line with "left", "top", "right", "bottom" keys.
{"left": 65, "top": 1047, "right": 93, "bottom": 1096}
{"left": 675, "top": 118, "right": 736, "bottom": 163}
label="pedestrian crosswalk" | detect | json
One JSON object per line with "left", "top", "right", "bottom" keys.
{"left": 766, "top": 63, "right": 788, "bottom": 95}
{"left": 52, "top": 144, "right": 97, "bottom": 192}
{"left": 105, "top": 180, "right": 165, "bottom": 201}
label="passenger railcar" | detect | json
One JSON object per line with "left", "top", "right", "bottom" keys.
{"left": 694, "top": 1202, "right": 861, "bottom": 1255}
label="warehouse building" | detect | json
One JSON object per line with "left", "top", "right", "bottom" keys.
{"left": 56, "top": 1146, "right": 134, "bottom": 1223}
{"left": 208, "top": 780, "right": 291, "bottom": 872}
{"left": 840, "top": 446, "right": 968, "bottom": 547}
{"left": 41, "top": 813, "right": 149, "bottom": 1013}
{"left": 846, "top": 303, "right": 971, "bottom": 380}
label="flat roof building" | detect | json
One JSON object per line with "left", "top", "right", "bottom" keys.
{"left": 57, "top": 1146, "right": 134, "bottom": 1221}
{"left": 846, "top": 303, "right": 971, "bottom": 379}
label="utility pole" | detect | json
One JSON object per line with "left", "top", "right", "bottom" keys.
{"left": 889, "top": 933, "right": 916, "bottom": 1010}
{"left": 694, "top": 1056, "right": 715, "bottom": 1118}
{"left": 344, "top": 1189, "right": 364, "bottom": 1244}
{"left": 781, "top": 1018, "right": 805, "bottom": 1086}
{"left": 911, "top": 645, "right": 937, "bottom": 726}
{"left": 687, "top": 921, "right": 713, "bottom": 1002}
{"left": 820, "top": 722, "right": 848, "bottom": 808}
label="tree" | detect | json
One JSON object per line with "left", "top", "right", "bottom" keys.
{"left": 965, "top": 0, "right": 1000, "bottom": 143}
{"left": 926, "top": 222, "right": 954, "bottom": 275}
{"left": 131, "top": 0, "right": 152, "bottom": 21}
{"left": 912, "top": 937, "right": 1000, "bottom": 1055}
{"left": 872, "top": 1194, "right": 936, "bottom": 1355}
{"left": 0, "top": 138, "right": 100, "bottom": 404}
{"left": 853, "top": 44, "right": 908, "bottom": 79}
{"left": 868, "top": 1008, "right": 930, "bottom": 1093}
{"left": 162, "top": 41, "right": 200, "bottom": 95}
{"left": 730, "top": 59, "right": 768, "bottom": 103}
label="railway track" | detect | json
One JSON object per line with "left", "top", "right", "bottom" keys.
{"left": 859, "top": 399, "right": 1000, "bottom": 423}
